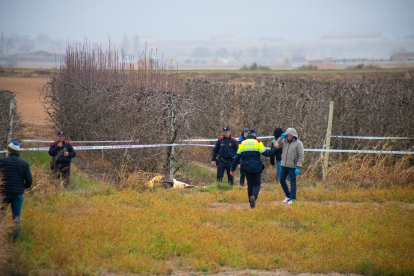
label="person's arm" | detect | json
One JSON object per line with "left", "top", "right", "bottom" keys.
{"left": 48, "top": 144, "right": 58, "bottom": 156}
{"left": 276, "top": 137, "right": 283, "bottom": 149}
{"left": 269, "top": 140, "right": 276, "bottom": 166}
{"left": 257, "top": 141, "right": 276, "bottom": 157}
{"left": 24, "top": 163, "right": 33, "bottom": 188}
{"left": 211, "top": 139, "right": 220, "bottom": 165}
{"left": 296, "top": 142, "right": 304, "bottom": 168}
{"left": 230, "top": 152, "right": 241, "bottom": 172}
{"left": 67, "top": 144, "right": 76, "bottom": 158}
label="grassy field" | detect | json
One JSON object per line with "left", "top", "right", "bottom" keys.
{"left": 2, "top": 151, "right": 413, "bottom": 276}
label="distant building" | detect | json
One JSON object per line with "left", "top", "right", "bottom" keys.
{"left": 390, "top": 52, "right": 414, "bottom": 60}
{"left": 322, "top": 31, "right": 381, "bottom": 40}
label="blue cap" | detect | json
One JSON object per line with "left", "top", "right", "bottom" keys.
{"left": 249, "top": 129, "right": 256, "bottom": 135}
{"left": 57, "top": 131, "right": 65, "bottom": 136}
{"left": 223, "top": 126, "right": 230, "bottom": 132}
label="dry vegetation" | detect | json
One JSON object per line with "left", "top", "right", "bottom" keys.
{"left": 1, "top": 44, "right": 413, "bottom": 275}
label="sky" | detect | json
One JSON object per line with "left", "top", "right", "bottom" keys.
{"left": 1, "top": 0, "right": 413, "bottom": 42}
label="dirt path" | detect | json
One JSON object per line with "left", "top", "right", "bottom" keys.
{"left": 0, "top": 77, "right": 54, "bottom": 139}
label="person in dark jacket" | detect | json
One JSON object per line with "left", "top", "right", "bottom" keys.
{"left": 237, "top": 128, "right": 250, "bottom": 186}
{"left": 270, "top": 127, "right": 284, "bottom": 181}
{"left": 230, "top": 130, "right": 276, "bottom": 208}
{"left": 211, "top": 127, "right": 239, "bottom": 185}
{"left": 49, "top": 131, "right": 76, "bottom": 187}
{"left": 0, "top": 142, "right": 32, "bottom": 240}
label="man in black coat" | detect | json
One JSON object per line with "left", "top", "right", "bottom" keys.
{"left": 0, "top": 142, "right": 32, "bottom": 240}
{"left": 49, "top": 131, "right": 76, "bottom": 187}
{"left": 270, "top": 127, "right": 284, "bottom": 181}
{"left": 211, "top": 127, "right": 239, "bottom": 185}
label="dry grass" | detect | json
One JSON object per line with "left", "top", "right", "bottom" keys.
{"left": 13, "top": 187, "right": 414, "bottom": 276}
{"left": 0, "top": 192, "right": 11, "bottom": 273}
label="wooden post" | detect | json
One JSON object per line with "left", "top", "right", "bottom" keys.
{"left": 6, "top": 99, "right": 15, "bottom": 157}
{"left": 323, "top": 101, "right": 334, "bottom": 180}
{"left": 169, "top": 97, "right": 175, "bottom": 181}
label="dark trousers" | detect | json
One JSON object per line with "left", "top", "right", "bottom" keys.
{"left": 1, "top": 194, "right": 23, "bottom": 239}
{"left": 238, "top": 166, "right": 246, "bottom": 186}
{"left": 245, "top": 172, "right": 262, "bottom": 200}
{"left": 217, "top": 158, "right": 234, "bottom": 185}
{"left": 53, "top": 163, "right": 71, "bottom": 187}
{"left": 280, "top": 166, "right": 297, "bottom": 200}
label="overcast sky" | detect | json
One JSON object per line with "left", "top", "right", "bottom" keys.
{"left": 1, "top": 0, "right": 413, "bottom": 42}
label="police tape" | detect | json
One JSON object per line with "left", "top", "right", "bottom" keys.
{"left": 21, "top": 139, "right": 141, "bottom": 143}
{"left": 330, "top": 135, "right": 414, "bottom": 140}
{"left": 1, "top": 143, "right": 413, "bottom": 155}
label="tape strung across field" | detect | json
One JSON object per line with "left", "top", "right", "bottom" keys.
{"left": 1, "top": 143, "right": 413, "bottom": 155}
{"left": 330, "top": 135, "right": 414, "bottom": 140}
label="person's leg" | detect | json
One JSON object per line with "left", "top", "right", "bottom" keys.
{"left": 245, "top": 172, "right": 254, "bottom": 199}
{"left": 279, "top": 166, "right": 291, "bottom": 199}
{"left": 61, "top": 165, "right": 71, "bottom": 188}
{"left": 0, "top": 195, "right": 11, "bottom": 218}
{"left": 288, "top": 168, "right": 297, "bottom": 200}
{"left": 240, "top": 167, "right": 245, "bottom": 186}
{"left": 216, "top": 160, "right": 225, "bottom": 182}
{"left": 251, "top": 172, "right": 262, "bottom": 200}
{"left": 276, "top": 161, "right": 281, "bottom": 181}
{"left": 225, "top": 159, "right": 233, "bottom": 186}
{"left": 10, "top": 194, "right": 23, "bottom": 240}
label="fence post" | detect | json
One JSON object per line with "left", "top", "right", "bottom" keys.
{"left": 323, "top": 101, "right": 334, "bottom": 180}
{"left": 6, "top": 99, "right": 15, "bottom": 157}
{"left": 169, "top": 96, "right": 175, "bottom": 181}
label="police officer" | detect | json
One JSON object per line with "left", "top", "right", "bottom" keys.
{"left": 211, "top": 127, "right": 238, "bottom": 185}
{"left": 237, "top": 128, "right": 250, "bottom": 186}
{"left": 48, "top": 131, "right": 76, "bottom": 187}
{"left": 230, "top": 129, "right": 277, "bottom": 208}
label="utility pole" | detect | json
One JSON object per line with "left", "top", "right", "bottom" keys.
{"left": 169, "top": 95, "right": 175, "bottom": 181}
{"left": 323, "top": 101, "right": 334, "bottom": 180}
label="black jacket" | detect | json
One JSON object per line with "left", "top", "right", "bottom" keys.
{"left": 270, "top": 128, "right": 283, "bottom": 165}
{"left": 0, "top": 153, "right": 32, "bottom": 195}
{"left": 49, "top": 141, "right": 76, "bottom": 164}
{"left": 212, "top": 136, "right": 239, "bottom": 161}
{"left": 231, "top": 135, "right": 276, "bottom": 173}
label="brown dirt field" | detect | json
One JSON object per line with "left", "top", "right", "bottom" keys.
{"left": 0, "top": 77, "right": 55, "bottom": 139}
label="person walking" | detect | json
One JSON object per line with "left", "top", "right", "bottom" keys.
{"left": 230, "top": 130, "right": 276, "bottom": 208}
{"left": 49, "top": 131, "right": 76, "bottom": 187}
{"left": 237, "top": 128, "right": 250, "bottom": 186}
{"left": 275, "top": 128, "right": 304, "bottom": 204}
{"left": 0, "top": 142, "right": 32, "bottom": 240}
{"left": 211, "top": 127, "right": 239, "bottom": 185}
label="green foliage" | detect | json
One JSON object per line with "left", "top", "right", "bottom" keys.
{"left": 297, "top": 65, "right": 318, "bottom": 70}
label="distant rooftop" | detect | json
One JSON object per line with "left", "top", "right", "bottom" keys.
{"left": 322, "top": 31, "right": 381, "bottom": 40}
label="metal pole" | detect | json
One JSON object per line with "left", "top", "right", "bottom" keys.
{"left": 169, "top": 97, "right": 175, "bottom": 181}
{"left": 6, "top": 99, "right": 15, "bottom": 157}
{"left": 323, "top": 101, "right": 334, "bottom": 180}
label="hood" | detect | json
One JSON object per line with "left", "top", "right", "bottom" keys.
{"left": 285, "top": 127, "right": 298, "bottom": 138}
{"left": 274, "top": 127, "right": 283, "bottom": 139}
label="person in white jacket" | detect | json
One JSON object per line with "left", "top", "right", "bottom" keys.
{"left": 275, "top": 128, "right": 304, "bottom": 204}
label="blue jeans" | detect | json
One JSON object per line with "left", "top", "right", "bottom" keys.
{"left": 279, "top": 166, "right": 297, "bottom": 200}
{"left": 276, "top": 161, "right": 281, "bottom": 180}
{"left": 1, "top": 194, "right": 23, "bottom": 239}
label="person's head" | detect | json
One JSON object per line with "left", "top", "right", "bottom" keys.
{"left": 248, "top": 129, "right": 256, "bottom": 137}
{"left": 223, "top": 127, "right": 231, "bottom": 138}
{"left": 56, "top": 131, "right": 66, "bottom": 142}
{"left": 7, "top": 141, "right": 20, "bottom": 155}
{"left": 273, "top": 127, "right": 283, "bottom": 139}
{"left": 242, "top": 128, "right": 249, "bottom": 138}
{"left": 285, "top": 128, "right": 298, "bottom": 142}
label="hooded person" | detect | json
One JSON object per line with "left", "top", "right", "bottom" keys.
{"left": 275, "top": 128, "right": 304, "bottom": 204}
{"left": 0, "top": 141, "right": 32, "bottom": 240}
{"left": 270, "top": 127, "right": 284, "bottom": 181}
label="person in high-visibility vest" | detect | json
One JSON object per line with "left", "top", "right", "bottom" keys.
{"left": 230, "top": 129, "right": 277, "bottom": 208}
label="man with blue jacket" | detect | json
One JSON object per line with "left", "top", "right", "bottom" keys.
{"left": 0, "top": 142, "right": 32, "bottom": 240}
{"left": 49, "top": 131, "right": 76, "bottom": 187}
{"left": 230, "top": 130, "right": 276, "bottom": 208}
